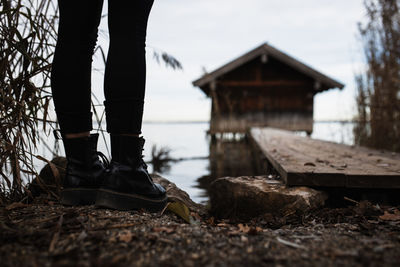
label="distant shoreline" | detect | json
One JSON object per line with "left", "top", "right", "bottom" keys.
{"left": 142, "top": 121, "right": 209, "bottom": 124}
{"left": 141, "top": 120, "right": 357, "bottom": 124}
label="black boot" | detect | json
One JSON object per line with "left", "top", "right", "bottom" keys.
{"left": 60, "top": 133, "right": 107, "bottom": 205}
{"left": 96, "top": 135, "right": 167, "bottom": 212}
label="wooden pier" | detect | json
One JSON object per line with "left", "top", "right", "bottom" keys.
{"left": 250, "top": 127, "right": 400, "bottom": 188}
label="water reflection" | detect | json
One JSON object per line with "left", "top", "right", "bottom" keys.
{"left": 195, "top": 134, "right": 266, "bottom": 200}
{"left": 32, "top": 122, "right": 356, "bottom": 204}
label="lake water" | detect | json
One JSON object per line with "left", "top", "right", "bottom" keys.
{"left": 34, "top": 121, "right": 356, "bottom": 204}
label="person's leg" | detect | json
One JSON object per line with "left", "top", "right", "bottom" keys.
{"left": 51, "top": 0, "right": 107, "bottom": 205}
{"left": 103, "top": 0, "right": 154, "bottom": 135}
{"left": 51, "top": 0, "right": 104, "bottom": 136}
{"left": 96, "top": 0, "right": 167, "bottom": 211}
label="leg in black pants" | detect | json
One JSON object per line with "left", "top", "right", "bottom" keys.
{"left": 99, "top": 0, "right": 167, "bottom": 211}
{"left": 51, "top": 0, "right": 166, "bottom": 210}
{"left": 104, "top": 0, "right": 154, "bottom": 135}
{"left": 51, "top": 0, "right": 103, "bottom": 134}
{"left": 52, "top": 0, "right": 153, "bottom": 135}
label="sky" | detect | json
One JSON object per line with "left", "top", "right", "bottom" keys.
{"left": 91, "top": 0, "right": 367, "bottom": 122}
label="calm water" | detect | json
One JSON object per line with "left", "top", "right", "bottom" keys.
{"left": 34, "top": 121, "right": 355, "bottom": 204}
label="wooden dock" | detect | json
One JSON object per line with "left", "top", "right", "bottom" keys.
{"left": 250, "top": 127, "right": 400, "bottom": 188}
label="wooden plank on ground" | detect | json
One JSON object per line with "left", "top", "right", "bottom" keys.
{"left": 250, "top": 127, "right": 400, "bottom": 188}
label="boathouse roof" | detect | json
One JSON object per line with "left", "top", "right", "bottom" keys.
{"left": 192, "top": 43, "right": 345, "bottom": 93}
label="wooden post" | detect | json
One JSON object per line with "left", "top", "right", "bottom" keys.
{"left": 210, "top": 80, "right": 220, "bottom": 133}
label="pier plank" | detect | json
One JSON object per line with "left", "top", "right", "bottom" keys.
{"left": 250, "top": 127, "right": 400, "bottom": 188}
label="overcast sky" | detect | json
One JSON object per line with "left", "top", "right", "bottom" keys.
{"left": 91, "top": 0, "right": 367, "bottom": 122}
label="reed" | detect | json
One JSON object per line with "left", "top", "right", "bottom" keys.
{"left": 0, "top": 0, "right": 58, "bottom": 201}
{"left": 354, "top": 0, "right": 400, "bottom": 152}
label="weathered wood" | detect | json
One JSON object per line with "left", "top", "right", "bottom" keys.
{"left": 210, "top": 112, "right": 313, "bottom": 134}
{"left": 192, "top": 43, "right": 344, "bottom": 90}
{"left": 219, "top": 80, "right": 309, "bottom": 87}
{"left": 250, "top": 127, "right": 400, "bottom": 188}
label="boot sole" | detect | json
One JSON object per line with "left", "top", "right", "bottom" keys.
{"left": 95, "top": 188, "right": 168, "bottom": 212}
{"left": 60, "top": 188, "right": 98, "bottom": 206}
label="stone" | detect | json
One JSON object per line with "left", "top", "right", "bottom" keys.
{"left": 152, "top": 173, "right": 205, "bottom": 214}
{"left": 209, "top": 175, "right": 328, "bottom": 219}
{"left": 28, "top": 156, "right": 67, "bottom": 197}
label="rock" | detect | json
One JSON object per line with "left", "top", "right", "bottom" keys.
{"left": 28, "top": 156, "right": 67, "bottom": 197}
{"left": 152, "top": 173, "right": 205, "bottom": 214}
{"left": 209, "top": 176, "right": 327, "bottom": 219}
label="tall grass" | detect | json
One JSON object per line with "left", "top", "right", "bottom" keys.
{"left": 354, "top": 0, "right": 400, "bottom": 152}
{"left": 0, "top": 0, "right": 58, "bottom": 201}
{"left": 0, "top": 0, "right": 182, "bottom": 202}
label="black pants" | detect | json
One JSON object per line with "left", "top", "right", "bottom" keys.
{"left": 51, "top": 0, "right": 154, "bottom": 135}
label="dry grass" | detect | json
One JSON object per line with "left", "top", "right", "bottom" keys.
{"left": 0, "top": 0, "right": 58, "bottom": 201}
{"left": 354, "top": 0, "right": 400, "bottom": 152}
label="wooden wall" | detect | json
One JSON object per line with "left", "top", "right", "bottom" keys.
{"left": 208, "top": 56, "right": 316, "bottom": 134}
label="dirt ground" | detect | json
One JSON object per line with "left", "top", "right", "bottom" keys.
{"left": 1, "top": 197, "right": 400, "bottom": 267}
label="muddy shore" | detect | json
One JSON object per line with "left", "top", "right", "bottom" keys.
{"left": 1, "top": 197, "right": 400, "bottom": 266}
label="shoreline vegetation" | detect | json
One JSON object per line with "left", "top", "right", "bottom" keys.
{"left": 141, "top": 120, "right": 360, "bottom": 124}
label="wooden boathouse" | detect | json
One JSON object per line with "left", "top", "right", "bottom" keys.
{"left": 192, "top": 43, "right": 344, "bottom": 135}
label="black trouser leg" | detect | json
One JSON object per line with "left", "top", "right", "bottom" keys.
{"left": 51, "top": 0, "right": 104, "bottom": 134}
{"left": 104, "top": 0, "right": 154, "bottom": 135}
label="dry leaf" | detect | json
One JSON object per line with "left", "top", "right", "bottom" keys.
{"left": 248, "top": 226, "right": 263, "bottom": 235}
{"left": 238, "top": 223, "right": 251, "bottom": 233}
{"left": 238, "top": 224, "right": 262, "bottom": 235}
{"left": 379, "top": 210, "right": 400, "bottom": 221}
{"left": 167, "top": 201, "right": 192, "bottom": 224}
{"left": 118, "top": 230, "right": 133, "bottom": 243}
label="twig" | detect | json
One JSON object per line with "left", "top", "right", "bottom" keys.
{"left": 344, "top": 196, "right": 359, "bottom": 204}
{"left": 49, "top": 214, "right": 63, "bottom": 253}
{"left": 276, "top": 237, "right": 306, "bottom": 250}
{"left": 159, "top": 202, "right": 170, "bottom": 216}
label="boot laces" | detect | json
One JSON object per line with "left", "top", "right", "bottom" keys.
{"left": 96, "top": 151, "right": 110, "bottom": 169}
{"left": 139, "top": 147, "right": 148, "bottom": 170}
{"left": 138, "top": 152, "right": 153, "bottom": 181}
{"left": 140, "top": 157, "right": 148, "bottom": 169}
